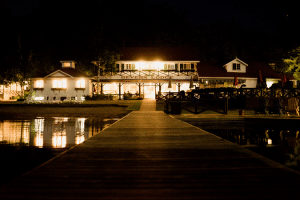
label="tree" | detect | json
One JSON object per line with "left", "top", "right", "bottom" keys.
{"left": 283, "top": 46, "right": 300, "bottom": 80}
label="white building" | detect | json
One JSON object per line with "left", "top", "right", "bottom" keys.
{"left": 28, "top": 61, "right": 92, "bottom": 102}
{"left": 197, "top": 58, "right": 296, "bottom": 88}
{"left": 94, "top": 47, "right": 200, "bottom": 99}
{"left": 0, "top": 82, "right": 26, "bottom": 100}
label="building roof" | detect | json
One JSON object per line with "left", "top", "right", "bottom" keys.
{"left": 33, "top": 68, "right": 90, "bottom": 78}
{"left": 197, "top": 61, "right": 294, "bottom": 80}
{"left": 119, "top": 47, "right": 199, "bottom": 61}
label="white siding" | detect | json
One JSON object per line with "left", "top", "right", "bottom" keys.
{"left": 225, "top": 60, "right": 247, "bottom": 73}
{"left": 29, "top": 77, "right": 91, "bottom": 102}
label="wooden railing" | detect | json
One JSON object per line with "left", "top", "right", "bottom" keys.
{"left": 100, "top": 70, "right": 198, "bottom": 77}
{"left": 189, "top": 88, "right": 300, "bottom": 99}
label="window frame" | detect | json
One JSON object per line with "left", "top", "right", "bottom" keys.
{"left": 34, "top": 80, "right": 44, "bottom": 89}
{"left": 232, "top": 63, "right": 241, "bottom": 71}
{"left": 75, "top": 79, "right": 85, "bottom": 89}
{"left": 52, "top": 79, "right": 67, "bottom": 90}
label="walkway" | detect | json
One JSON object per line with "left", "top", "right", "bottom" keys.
{"left": 1, "top": 99, "right": 300, "bottom": 199}
{"left": 139, "top": 98, "right": 157, "bottom": 111}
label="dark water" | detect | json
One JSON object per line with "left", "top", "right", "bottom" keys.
{"left": 181, "top": 118, "right": 300, "bottom": 172}
{"left": 0, "top": 117, "right": 119, "bottom": 185}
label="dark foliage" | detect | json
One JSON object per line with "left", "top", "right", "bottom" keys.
{"left": 1, "top": 0, "right": 298, "bottom": 82}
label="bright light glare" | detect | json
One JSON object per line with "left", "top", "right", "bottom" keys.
{"left": 34, "top": 96, "right": 44, "bottom": 101}
{"left": 266, "top": 81, "right": 273, "bottom": 88}
{"left": 267, "top": 139, "right": 272, "bottom": 145}
{"left": 136, "top": 62, "right": 145, "bottom": 70}
{"left": 155, "top": 61, "right": 164, "bottom": 70}
{"left": 76, "top": 79, "right": 85, "bottom": 88}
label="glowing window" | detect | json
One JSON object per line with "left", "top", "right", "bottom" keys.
{"left": 124, "top": 64, "right": 135, "bottom": 70}
{"left": 35, "top": 80, "right": 44, "bottom": 88}
{"left": 76, "top": 79, "right": 85, "bottom": 88}
{"left": 53, "top": 79, "right": 67, "bottom": 88}
{"left": 164, "top": 63, "right": 175, "bottom": 70}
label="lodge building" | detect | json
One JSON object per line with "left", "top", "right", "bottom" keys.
{"left": 93, "top": 47, "right": 200, "bottom": 99}
{"left": 26, "top": 47, "right": 296, "bottom": 102}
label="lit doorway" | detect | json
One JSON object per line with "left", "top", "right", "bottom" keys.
{"left": 143, "top": 84, "right": 156, "bottom": 99}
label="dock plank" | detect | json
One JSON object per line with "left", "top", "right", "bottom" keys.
{"left": 1, "top": 111, "right": 300, "bottom": 200}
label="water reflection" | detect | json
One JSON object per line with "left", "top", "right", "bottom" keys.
{"left": 201, "top": 127, "right": 300, "bottom": 171}
{"left": 0, "top": 117, "right": 118, "bottom": 148}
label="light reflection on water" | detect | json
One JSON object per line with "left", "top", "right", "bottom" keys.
{"left": 0, "top": 117, "right": 118, "bottom": 148}
{"left": 198, "top": 125, "right": 300, "bottom": 171}
{"left": 0, "top": 117, "right": 119, "bottom": 185}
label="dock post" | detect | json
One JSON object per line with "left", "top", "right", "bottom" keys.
{"left": 224, "top": 98, "right": 228, "bottom": 114}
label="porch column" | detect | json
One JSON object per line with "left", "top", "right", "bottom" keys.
{"left": 100, "top": 83, "right": 103, "bottom": 95}
{"left": 138, "top": 83, "right": 141, "bottom": 97}
{"left": 158, "top": 83, "right": 162, "bottom": 94}
{"left": 118, "top": 83, "right": 122, "bottom": 100}
{"left": 155, "top": 84, "right": 157, "bottom": 99}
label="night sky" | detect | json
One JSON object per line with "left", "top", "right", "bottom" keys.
{"left": 3, "top": 0, "right": 296, "bottom": 36}
{"left": 1, "top": 0, "right": 299, "bottom": 75}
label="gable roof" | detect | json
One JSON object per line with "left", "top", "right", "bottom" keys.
{"left": 197, "top": 61, "right": 294, "bottom": 80}
{"left": 119, "top": 47, "right": 199, "bottom": 61}
{"left": 33, "top": 68, "right": 90, "bottom": 78}
{"left": 223, "top": 58, "right": 248, "bottom": 67}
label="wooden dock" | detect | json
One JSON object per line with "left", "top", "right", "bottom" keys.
{"left": 1, "top": 100, "right": 300, "bottom": 199}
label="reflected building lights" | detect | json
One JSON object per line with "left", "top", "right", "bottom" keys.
{"left": 52, "top": 131, "right": 67, "bottom": 148}
{"left": 0, "top": 117, "right": 117, "bottom": 148}
{"left": 0, "top": 120, "right": 30, "bottom": 145}
{"left": 34, "top": 118, "right": 44, "bottom": 148}
{"left": 75, "top": 118, "right": 86, "bottom": 145}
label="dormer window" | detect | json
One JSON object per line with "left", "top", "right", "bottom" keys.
{"left": 232, "top": 63, "right": 240, "bottom": 71}
{"left": 60, "top": 61, "right": 76, "bottom": 69}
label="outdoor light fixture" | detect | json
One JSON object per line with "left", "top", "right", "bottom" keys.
{"left": 267, "top": 139, "right": 272, "bottom": 145}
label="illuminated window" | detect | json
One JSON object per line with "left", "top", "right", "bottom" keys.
{"left": 164, "top": 63, "right": 175, "bottom": 70}
{"left": 124, "top": 64, "right": 135, "bottom": 70}
{"left": 76, "top": 79, "right": 85, "bottom": 88}
{"left": 53, "top": 79, "right": 67, "bottom": 88}
{"left": 35, "top": 80, "right": 44, "bottom": 88}
{"left": 63, "top": 62, "right": 71, "bottom": 67}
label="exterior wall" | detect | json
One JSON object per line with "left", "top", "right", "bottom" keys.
{"left": 199, "top": 78, "right": 257, "bottom": 88}
{"left": 115, "top": 61, "right": 198, "bottom": 72}
{"left": 29, "top": 78, "right": 91, "bottom": 102}
{"left": 244, "top": 79, "right": 257, "bottom": 88}
{"left": 224, "top": 60, "right": 247, "bottom": 73}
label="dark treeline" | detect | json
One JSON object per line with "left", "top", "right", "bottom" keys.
{"left": 1, "top": 0, "right": 299, "bottom": 84}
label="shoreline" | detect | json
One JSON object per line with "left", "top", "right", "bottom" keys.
{"left": 0, "top": 100, "right": 142, "bottom": 119}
